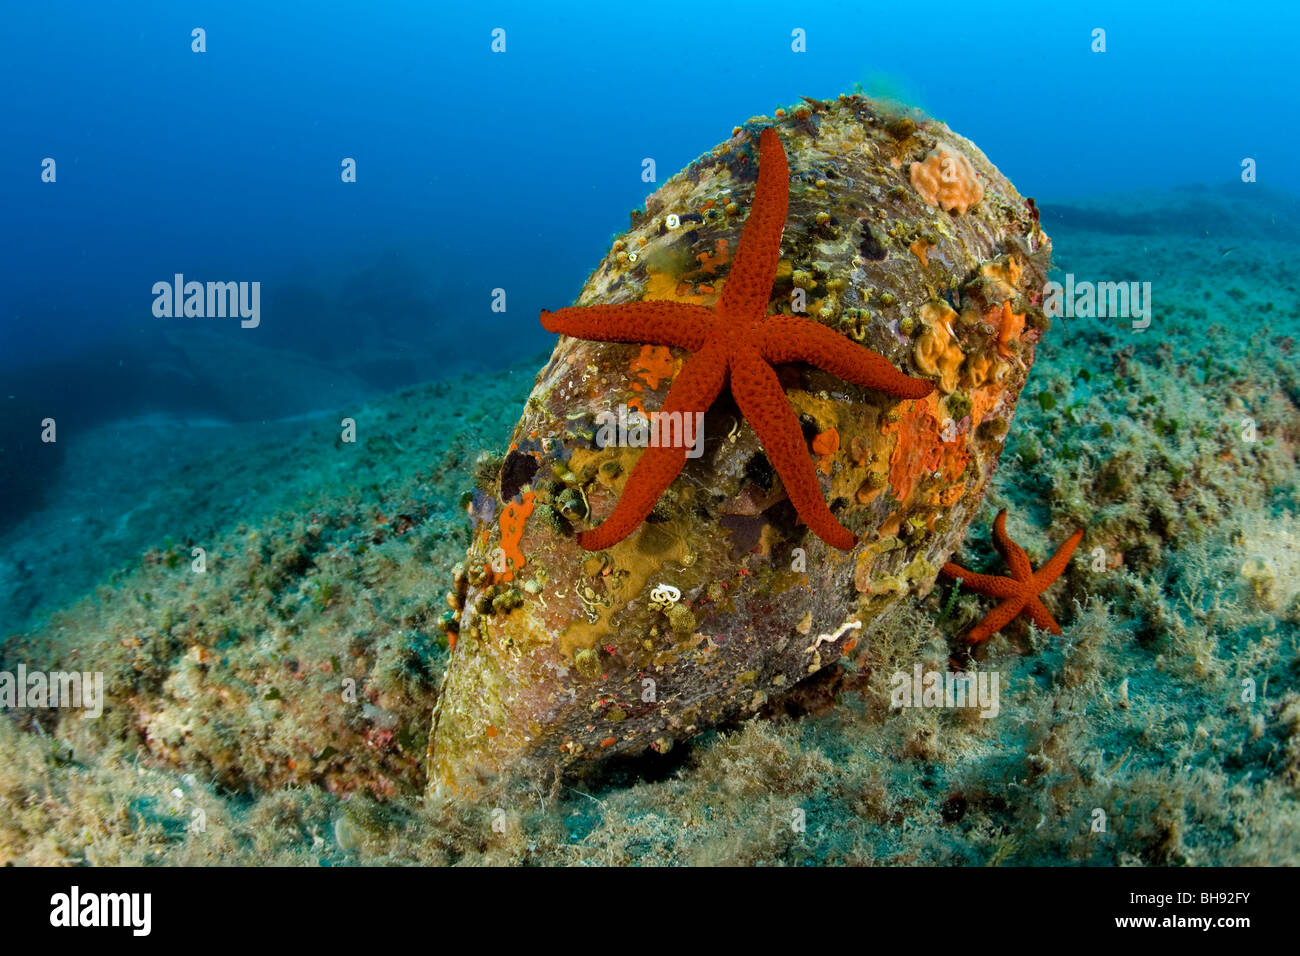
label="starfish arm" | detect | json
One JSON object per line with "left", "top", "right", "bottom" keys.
{"left": 965, "top": 597, "right": 1028, "bottom": 645}
{"left": 578, "top": 345, "right": 728, "bottom": 551}
{"left": 991, "top": 510, "right": 1034, "bottom": 581}
{"left": 730, "top": 354, "right": 856, "bottom": 551}
{"left": 940, "top": 562, "right": 1021, "bottom": 599}
{"left": 1032, "top": 527, "right": 1085, "bottom": 589}
{"left": 541, "top": 302, "right": 713, "bottom": 351}
{"left": 1024, "top": 596, "right": 1063, "bottom": 634}
{"left": 759, "top": 317, "right": 935, "bottom": 399}
{"left": 716, "top": 128, "right": 789, "bottom": 321}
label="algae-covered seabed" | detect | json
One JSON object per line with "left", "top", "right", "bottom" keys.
{"left": 2, "top": 185, "right": 1298, "bottom": 866}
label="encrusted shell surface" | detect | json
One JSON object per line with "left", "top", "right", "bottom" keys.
{"left": 429, "top": 95, "right": 1052, "bottom": 798}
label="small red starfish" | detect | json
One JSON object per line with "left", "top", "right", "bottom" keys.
{"left": 941, "top": 509, "right": 1084, "bottom": 644}
{"left": 541, "top": 127, "right": 933, "bottom": 552}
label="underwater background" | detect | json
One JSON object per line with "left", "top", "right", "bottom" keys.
{"left": 1, "top": 0, "right": 1298, "bottom": 864}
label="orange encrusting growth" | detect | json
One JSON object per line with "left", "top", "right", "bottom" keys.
{"left": 540, "top": 128, "right": 934, "bottom": 551}
{"left": 883, "top": 398, "right": 943, "bottom": 505}
{"left": 940, "top": 509, "right": 1084, "bottom": 644}
{"left": 909, "top": 146, "right": 984, "bottom": 214}
{"left": 631, "top": 345, "right": 675, "bottom": 390}
{"left": 696, "top": 238, "right": 730, "bottom": 275}
{"left": 496, "top": 490, "right": 535, "bottom": 583}
{"left": 812, "top": 427, "right": 839, "bottom": 475}
{"left": 988, "top": 301, "right": 1026, "bottom": 358}
{"left": 881, "top": 388, "right": 976, "bottom": 510}
{"left": 909, "top": 239, "right": 932, "bottom": 267}
{"left": 628, "top": 344, "right": 677, "bottom": 415}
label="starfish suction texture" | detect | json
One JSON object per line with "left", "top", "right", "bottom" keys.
{"left": 941, "top": 509, "right": 1084, "bottom": 644}
{"left": 541, "top": 127, "right": 934, "bottom": 552}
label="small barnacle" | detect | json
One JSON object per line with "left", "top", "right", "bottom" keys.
{"left": 904, "top": 515, "right": 929, "bottom": 542}
{"left": 946, "top": 391, "right": 973, "bottom": 422}
{"left": 535, "top": 502, "right": 568, "bottom": 535}
{"left": 856, "top": 471, "right": 889, "bottom": 503}
{"left": 475, "top": 586, "right": 499, "bottom": 615}
{"left": 492, "top": 588, "right": 524, "bottom": 614}
{"left": 574, "top": 648, "right": 601, "bottom": 679}
{"left": 666, "top": 602, "right": 696, "bottom": 635}
{"left": 555, "top": 487, "right": 589, "bottom": 522}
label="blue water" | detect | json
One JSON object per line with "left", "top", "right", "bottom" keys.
{"left": 0, "top": 0, "right": 1297, "bottom": 530}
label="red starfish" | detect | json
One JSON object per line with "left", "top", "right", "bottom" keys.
{"left": 541, "top": 127, "right": 933, "bottom": 552}
{"left": 940, "top": 509, "right": 1084, "bottom": 644}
